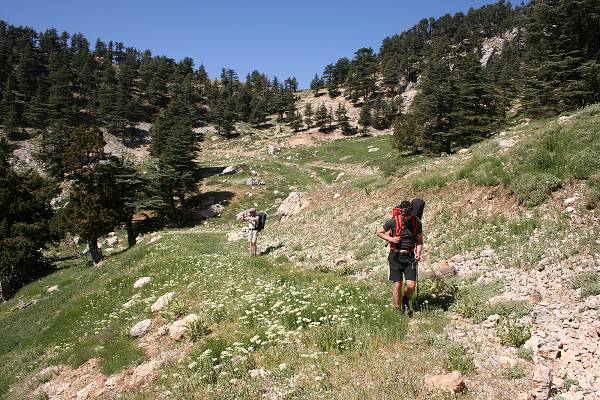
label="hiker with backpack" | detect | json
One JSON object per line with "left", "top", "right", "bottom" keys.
{"left": 243, "top": 208, "right": 267, "bottom": 256}
{"left": 376, "top": 200, "right": 424, "bottom": 314}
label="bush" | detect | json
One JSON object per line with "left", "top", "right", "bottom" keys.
{"left": 501, "top": 365, "right": 525, "bottom": 379}
{"left": 457, "top": 156, "right": 509, "bottom": 186}
{"left": 586, "top": 173, "right": 600, "bottom": 209}
{"left": 510, "top": 172, "right": 562, "bottom": 207}
{"left": 571, "top": 271, "right": 600, "bottom": 297}
{"left": 187, "top": 318, "right": 211, "bottom": 341}
{"left": 445, "top": 343, "right": 475, "bottom": 374}
{"left": 568, "top": 146, "right": 600, "bottom": 179}
{"left": 497, "top": 318, "right": 530, "bottom": 347}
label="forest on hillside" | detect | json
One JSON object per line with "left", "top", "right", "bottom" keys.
{"left": 1, "top": 0, "right": 600, "bottom": 300}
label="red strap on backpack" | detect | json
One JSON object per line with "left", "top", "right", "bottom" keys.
{"left": 390, "top": 209, "right": 419, "bottom": 252}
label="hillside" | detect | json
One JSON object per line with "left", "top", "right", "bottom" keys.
{"left": 1, "top": 104, "right": 599, "bottom": 399}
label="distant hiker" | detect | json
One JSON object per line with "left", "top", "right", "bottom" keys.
{"left": 242, "top": 208, "right": 267, "bottom": 257}
{"left": 376, "top": 200, "right": 423, "bottom": 314}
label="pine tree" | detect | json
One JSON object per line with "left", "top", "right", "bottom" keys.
{"left": 410, "top": 37, "right": 457, "bottom": 154}
{"left": 335, "top": 103, "right": 353, "bottom": 135}
{"left": 25, "top": 80, "right": 49, "bottom": 135}
{"left": 290, "top": 110, "right": 303, "bottom": 132}
{"left": 451, "top": 51, "right": 504, "bottom": 148}
{"left": 0, "top": 137, "right": 57, "bottom": 300}
{"left": 150, "top": 98, "right": 198, "bottom": 216}
{"left": 315, "top": 103, "right": 328, "bottom": 130}
{"left": 47, "top": 52, "right": 73, "bottom": 126}
{"left": 358, "top": 101, "right": 372, "bottom": 136}
{"left": 392, "top": 115, "right": 418, "bottom": 154}
{"left": 57, "top": 125, "right": 119, "bottom": 265}
{"left": 0, "top": 74, "right": 22, "bottom": 139}
{"left": 304, "top": 103, "right": 313, "bottom": 128}
{"left": 310, "top": 74, "right": 324, "bottom": 94}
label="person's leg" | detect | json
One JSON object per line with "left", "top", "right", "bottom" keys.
{"left": 392, "top": 280, "right": 402, "bottom": 309}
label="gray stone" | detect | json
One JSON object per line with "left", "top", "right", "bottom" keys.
{"left": 129, "top": 319, "right": 152, "bottom": 337}
{"left": 133, "top": 277, "right": 151, "bottom": 289}
{"left": 151, "top": 292, "right": 175, "bottom": 312}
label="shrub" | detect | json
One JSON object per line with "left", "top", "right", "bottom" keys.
{"left": 497, "top": 318, "right": 530, "bottom": 347}
{"left": 517, "top": 346, "right": 534, "bottom": 361}
{"left": 567, "top": 146, "right": 600, "bottom": 179}
{"left": 571, "top": 271, "right": 600, "bottom": 297}
{"left": 510, "top": 172, "right": 562, "bottom": 207}
{"left": 586, "top": 173, "right": 600, "bottom": 209}
{"left": 457, "top": 156, "right": 509, "bottom": 186}
{"left": 445, "top": 343, "right": 475, "bottom": 374}
{"left": 501, "top": 365, "right": 525, "bottom": 379}
{"left": 187, "top": 318, "right": 211, "bottom": 341}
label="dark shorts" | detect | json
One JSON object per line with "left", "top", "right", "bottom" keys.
{"left": 388, "top": 252, "right": 417, "bottom": 282}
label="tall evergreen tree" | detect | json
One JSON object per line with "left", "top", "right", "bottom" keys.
{"left": 0, "top": 138, "right": 57, "bottom": 300}
{"left": 315, "top": 103, "right": 329, "bottom": 130}
{"left": 358, "top": 101, "right": 372, "bottom": 136}
{"left": 303, "top": 103, "right": 313, "bottom": 128}
{"left": 57, "top": 125, "right": 119, "bottom": 265}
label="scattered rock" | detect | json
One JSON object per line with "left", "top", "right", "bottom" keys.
{"left": 221, "top": 166, "right": 237, "bottom": 175}
{"left": 106, "top": 235, "right": 118, "bottom": 247}
{"left": 104, "top": 375, "right": 123, "bottom": 390}
{"left": 564, "top": 197, "right": 577, "bottom": 205}
{"left": 421, "top": 260, "right": 456, "bottom": 279}
{"left": 226, "top": 229, "right": 246, "bottom": 242}
{"left": 499, "top": 139, "right": 516, "bottom": 150}
{"left": 529, "top": 364, "right": 551, "bottom": 400}
{"left": 499, "top": 355, "right": 519, "bottom": 368}
{"left": 424, "top": 370, "right": 465, "bottom": 394}
{"left": 150, "top": 292, "right": 175, "bottom": 312}
{"left": 276, "top": 192, "right": 307, "bottom": 221}
{"left": 565, "top": 206, "right": 575, "bottom": 213}
{"left": 129, "top": 319, "right": 152, "bottom": 337}
{"left": 249, "top": 368, "right": 269, "bottom": 379}
{"left": 133, "top": 277, "right": 151, "bottom": 289}
{"left": 127, "top": 359, "right": 161, "bottom": 388}
{"left": 367, "top": 147, "right": 380, "bottom": 153}
{"left": 169, "top": 314, "right": 199, "bottom": 340}
{"left": 458, "top": 148, "right": 469, "bottom": 154}
{"left": 47, "top": 285, "right": 58, "bottom": 293}
{"left": 333, "top": 193, "right": 341, "bottom": 199}
{"left": 558, "top": 115, "right": 573, "bottom": 124}
{"left": 268, "top": 144, "right": 281, "bottom": 155}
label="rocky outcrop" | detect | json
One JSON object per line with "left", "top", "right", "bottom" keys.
{"left": 424, "top": 370, "right": 465, "bottom": 394}
{"left": 150, "top": 292, "right": 175, "bottom": 312}
{"left": 129, "top": 319, "right": 152, "bottom": 337}
{"left": 276, "top": 192, "right": 308, "bottom": 221}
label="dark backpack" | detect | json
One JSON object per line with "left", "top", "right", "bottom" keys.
{"left": 256, "top": 212, "right": 267, "bottom": 231}
{"left": 411, "top": 198, "right": 425, "bottom": 220}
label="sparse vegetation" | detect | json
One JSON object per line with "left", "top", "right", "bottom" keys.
{"left": 572, "top": 272, "right": 600, "bottom": 297}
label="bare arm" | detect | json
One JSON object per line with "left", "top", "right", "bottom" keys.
{"left": 415, "top": 233, "right": 423, "bottom": 261}
{"left": 376, "top": 226, "right": 400, "bottom": 244}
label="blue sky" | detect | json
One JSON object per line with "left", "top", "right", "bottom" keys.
{"left": 2, "top": 0, "right": 502, "bottom": 88}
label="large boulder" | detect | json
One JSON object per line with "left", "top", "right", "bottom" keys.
{"left": 221, "top": 166, "right": 237, "bottom": 175}
{"left": 420, "top": 260, "right": 457, "bottom": 279}
{"left": 529, "top": 364, "right": 551, "bottom": 400}
{"left": 150, "top": 292, "right": 175, "bottom": 312}
{"left": 169, "top": 314, "right": 199, "bottom": 340}
{"left": 133, "top": 277, "right": 151, "bottom": 289}
{"left": 276, "top": 192, "right": 307, "bottom": 221}
{"left": 424, "top": 370, "right": 465, "bottom": 394}
{"left": 129, "top": 319, "right": 152, "bottom": 337}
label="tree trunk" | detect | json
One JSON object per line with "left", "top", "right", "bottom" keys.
{"left": 88, "top": 238, "right": 104, "bottom": 266}
{"left": 126, "top": 219, "right": 136, "bottom": 248}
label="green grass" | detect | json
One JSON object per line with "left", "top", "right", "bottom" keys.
{"left": 0, "top": 230, "right": 431, "bottom": 398}
{"left": 572, "top": 271, "right": 600, "bottom": 297}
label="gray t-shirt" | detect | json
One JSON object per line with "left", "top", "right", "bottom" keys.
{"left": 383, "top": 216, "right": 422, "bottom": 251}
